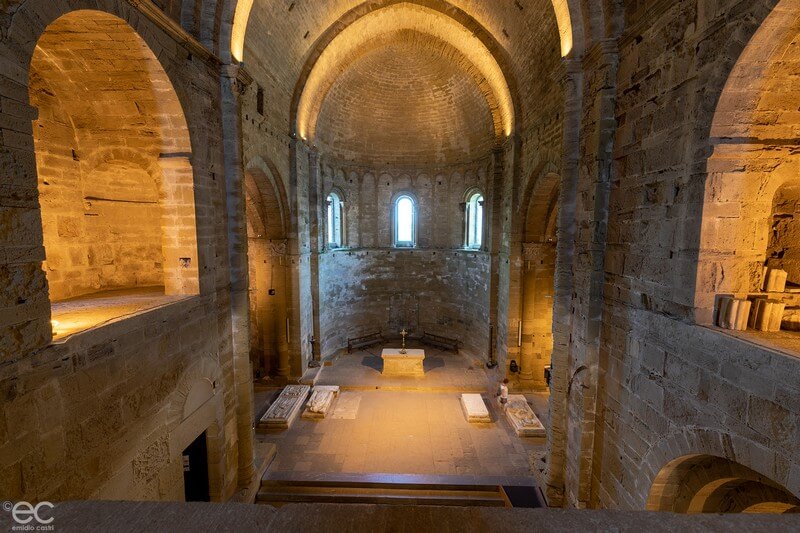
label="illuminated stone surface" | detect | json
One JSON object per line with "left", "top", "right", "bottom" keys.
{"left": 260, "top": 385, "right": 311, "bottom": 429}
{"left": 381, "top": 348, "right": 426, "bottom": 377}
{"left": 460, "top": 393, "right": 491, "bottom": 423}
{"left": 504, "top": 395, "right": 545, "bottom": 438}
{"left": 2, "top": 0, "right": 800, "bottom": 519}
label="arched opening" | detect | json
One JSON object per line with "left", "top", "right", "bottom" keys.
{"left": 517, "top": 172, "right": 559, "bottom": 390}
{"left": 647, "top": 454, "right": 800, "bottom": 513}
{"left": 30, "top": 10, "right": 199, "bottom": 340}
{"left": 464, "top": 189, "right": 485, "bottom": 250}
{"left": 326, "top": 190, "right": 345, "bottom": 249}
{"left": 245, "top": 164, "right": 290, "bottom": 378}
{"left": 697, "top": 0, "right": 800, "bottom": 353}
{"left": 393, "top": 194, "right": 417, "bottom": 248}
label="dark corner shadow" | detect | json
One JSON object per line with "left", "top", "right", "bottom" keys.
{"left": 423, "top": 356, "right": 445, "bottom": 372}
{"left": 361, "top": 355, "right": 382, "bottom": 372}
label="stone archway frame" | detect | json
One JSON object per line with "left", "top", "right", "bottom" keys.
{"left": 9, "top": 0, "right": 205, "bottom": 326}
{"left": 165, "top": 355, "right": 227, "bottom": 502}
{"left": 640, "top": 427, "right": 800, "bottom": 511}
{"left": 694, "top": 0, "right": 800, "bottom": 325}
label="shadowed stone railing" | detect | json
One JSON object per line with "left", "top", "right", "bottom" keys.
{"left": 2, "top": 501, "right": 797, "bottom": 532}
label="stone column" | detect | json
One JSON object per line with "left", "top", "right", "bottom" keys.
{"left": 546, "top": 39, "right": 620, "bottom": 509}
{"left": 220, "top": 63, "right": 256, "bottom": 488}
{"left": 308, "top": 148, "right": 322, "bottom": 366}
{"left": 519, "top": 244, "right": 538, "bottom": 386}
{"left": 545, "top": 58, "right": 583, "bottom": 508}
{"left": 272, "top": 242, "right": 291, "bottom": 378}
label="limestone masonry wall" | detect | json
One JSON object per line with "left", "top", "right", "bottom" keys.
{"left": 591, "top": 0, "right": 800, "bottom": 510}
{"left": 319, "top": 249, "right": 490, "bottom": 357}
{"left": 0, "top": 0, "right": 242, "bottom": 502}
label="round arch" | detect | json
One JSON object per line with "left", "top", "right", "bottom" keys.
{"left": 639, "top": 427, "right": 800, "bottom": 510}
{"left": 26, "top": 6, "right": 201, "bottom": 331}
{"left": 694, "top": 0, "right": 800, "bottom": 324}
{"left": 647, "top": 454, "right": 800, "bottom": 513}
{"left": 228, "top": 0, "right": 585, "bottom": 66}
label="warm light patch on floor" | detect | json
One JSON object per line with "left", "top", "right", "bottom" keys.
{"left": 256, "top": 388, "right": 548, "bottom": 478}
{"left": 50, "top": 287, "right": 189, "bottom": 340}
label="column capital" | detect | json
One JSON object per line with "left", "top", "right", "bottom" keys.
{"left": 221, "top": 63, "right": 254, "bottom": 95}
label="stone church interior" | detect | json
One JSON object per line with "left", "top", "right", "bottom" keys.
{"left": 1, "top": 0, "right": 800, "bottom": 530}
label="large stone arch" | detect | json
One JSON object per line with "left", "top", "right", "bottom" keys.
{"left": 226, "top": 0, "right": 595, "bottom": 67}
{"left": 693, "top": 0, "right": 800, "bottom": 325}
{"left": 639, "top": 427, "right": 800, "bottom": 510}
{"left": 1, "top": 0, "right": 211, "bottom": 354}
{"left": 291, "top": 2, "right": 517, "bottom": 143}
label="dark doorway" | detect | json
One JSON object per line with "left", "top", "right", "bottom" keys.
{"left": 182, "top": 431, "right": 210, "bottom": 502}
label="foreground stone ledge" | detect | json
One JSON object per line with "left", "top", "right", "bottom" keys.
{"left": 0, "top": 501, "right": 797, "bottom": 532}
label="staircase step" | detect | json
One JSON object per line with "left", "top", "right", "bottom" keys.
{"left": 261, "top": 478, "right": 501, "bottom": 493}
{"left": 256, "top": 487, "right": 505, "bottom": 507}
{"left": 256, "top": 472, "right": 540, "bottom": 508}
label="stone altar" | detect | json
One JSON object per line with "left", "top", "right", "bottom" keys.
{"left": 381, "top": 348, "right": 425, "bottom": 377}
{"left": 460, "top": 393, "right": 491, "bottom": 423}
{"left": 504, "top": 394, "right": 545, "bottom": 437}
{"left": 259, "top": 384, "right": 310, "bottom": 429}
{"left": 302, "top": 385, "right": 340, "bottom": 419}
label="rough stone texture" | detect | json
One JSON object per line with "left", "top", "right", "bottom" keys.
{"left": 3, "top": 0, "right": 800, "bottom": 522}
{"left": 0, "top": 0, "right": 250, "bottom": 503}
{"left": 319, "top": 250, "right": 490, "bottom": 357}
{"left": 2, "top": 501, "right": 798, "bottom": 533}
{"left": 316, "top": 36, "right": 495, "bottom": 168}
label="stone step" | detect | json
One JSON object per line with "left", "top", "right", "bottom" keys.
{"left": 261, "top": 471, "right": 537, "bottom": 491}
{"left": 256, "top": 486, "right": 507, "bottom": 507}
{"left": 256, "top": 472, "right": 547, "bottom": 508}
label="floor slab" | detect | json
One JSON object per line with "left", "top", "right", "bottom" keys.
{"left": 256, "top": 389, "right": 547, "bottom": 479}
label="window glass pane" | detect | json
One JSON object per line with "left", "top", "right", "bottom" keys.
{"left": 397, "top": 197, "right": 414, "bottom": 243}
{"left": 327, "top": 195, "right": 334, "bottom": 244}
{"left": 475, "top": 195, "right": 483, "bottom": 247}
{"left": 466, "top": 194, "right": 483, "bottom": 248}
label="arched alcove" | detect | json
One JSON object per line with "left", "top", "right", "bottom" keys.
{"left": 29, "top": 9, "right": 199, "bottom": 340}
{"left": 518, "top": 172, "right": 560, "bottom": 390}
{"left": 696, "top": 0, "right": 800, "bottom": 352}
{"left": 245, "top": 160, "right": 290, "bottom": 377}
{"left": 647, "top": 454, "right": 800, "bottom": 514}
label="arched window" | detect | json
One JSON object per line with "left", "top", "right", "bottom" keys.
{"left": 326, "top": 192, "right": 343, "bottom": 248}
{"left": 394, "top": 195, "right": 416, "bottom": 247}
{"left": 465, "top": 192, "right": 484, "bottom": 249}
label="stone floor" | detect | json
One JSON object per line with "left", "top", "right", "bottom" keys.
{"left": 314, "top": 343, "right": 491, "bottom": 391}
{"left": 51, "top": 286, "right": 188, "bottom": 340}
{"left": 256, "top": 389, "right": 548, "bottom": 479}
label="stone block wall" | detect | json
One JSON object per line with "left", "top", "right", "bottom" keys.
{"left": 319, "top": 249, "right": 490, "bottom": 357}
{"left": 0, "top": 0, "right": 241, "bottom": 502}
{"left": 572, "top": 0, "right": 800, "bottom": 511}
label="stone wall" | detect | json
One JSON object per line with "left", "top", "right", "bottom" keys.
{"left": 319, "top": 249, "right": 490, "bottom": 357}
{"left": 28, "top": 12, "right": 198, "bottom": 301}
{"left": 314, "top": 158, "right": 493, "bottom": 357}
{"left": 0, "top": 0, "right": 242, "bottom": 502}
{"left": 570, "top": 0, "right": 800, "bottom": 511}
